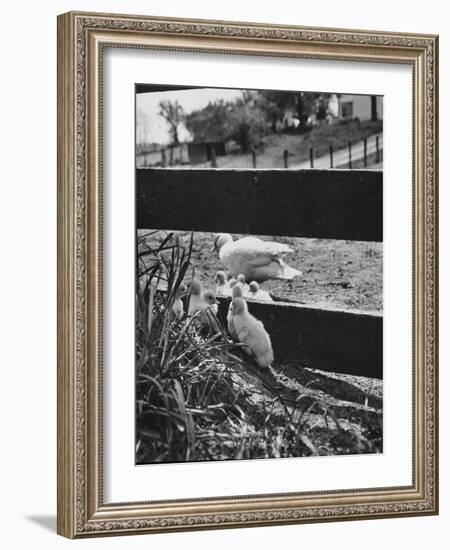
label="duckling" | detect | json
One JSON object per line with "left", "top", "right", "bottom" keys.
{"left": 188, "top": 279, "right": 218, "bottom": 316}
{"left": 187, "top": 278, "right": 204, "bottom": 316}
{"left": 227, "top": 283, "right": 243, "bottom": 340}
{"left": 231, "top": 297, "right": 274, "bottom": 368}
{"left": 188, "top": 279, "right": 219, "bottom": 331}
{"left": 201, "top": 290, "right": 219, "bottom": 316}
{"left": 237, "top": 273, "right": 250, "bottom": 295}
{"left": 230, "top": 276, "right": 248, "bottom": 298}
{"left": 197, "top": 290, "right": 220, "bottom": 332}
{"left": 214, "top": 270, "right": 231, "bottom": 296}
{"left": 211, "top": 233, "right": 302, "bottom": 282}
{"left": 247, "top": 281, "right": 273, "bottom": 302}
{"left": 171, "top": 283, "right": 187, "bottom": 320}
{"left": 228, "top": 277, "right": 237, "bottom": 290}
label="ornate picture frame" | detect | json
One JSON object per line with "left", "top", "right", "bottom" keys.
{"left": 57, "top": 11, "right": 438, "bottom": 538}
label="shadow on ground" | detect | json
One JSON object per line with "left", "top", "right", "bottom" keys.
{"left": 25, "top": 515, "right": 56, "bottom": 533}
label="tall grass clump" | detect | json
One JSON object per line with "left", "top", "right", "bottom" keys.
{"left": 136, "top": 231, "right": 248, "bottom": 463}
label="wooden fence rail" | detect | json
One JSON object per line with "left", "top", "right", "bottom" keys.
{"left": 216, "top": 298, "right": 382, "bottom": 378}
{"left": 137, "top": 168, "right": 382, "bottom": 242}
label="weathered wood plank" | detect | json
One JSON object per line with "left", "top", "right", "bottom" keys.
{"left": 136, "top": 168, "right": 382, "bottom": 242}
{"left": 217, "top": 298, "right": 383, "bottom": 379}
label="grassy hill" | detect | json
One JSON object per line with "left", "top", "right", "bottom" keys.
{"left": 214, "top": 120, "right": 382, "bottom": 169}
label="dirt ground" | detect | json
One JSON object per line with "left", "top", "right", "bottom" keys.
{"left": 140, "top": 230, "right": 382, "bottom": 312}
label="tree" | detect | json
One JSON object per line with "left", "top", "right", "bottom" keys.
{"left": 185, "top": 93, "right": 267, "bottom": 153}
{"left": 314, "top": 94, "right": 332, "bottom": 123}
{"left": 180, "top": 89, "right": 334, "bottom": 156}
{"left": 293, "top": 93, "right": 315, "bottom": 128}
{"left": 256, "top": 90, "right": 331, "bottom": 130}
{"left": 227, "top": 92, "right": 267, "bottom": 153}
{"left": 158, "top": 100, "right": 185, "bottom": 145}
{"left": 257, "top": 90, "right": 297, "bottom": 132}
{"left": 185, "top": 100, "right": 232, "bottom": 142}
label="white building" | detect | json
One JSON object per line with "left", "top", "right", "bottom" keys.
{"left": 332, "top": 94, "right": 383, "bottom": 122}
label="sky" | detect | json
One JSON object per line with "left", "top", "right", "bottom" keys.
{"left": 136, "top": 87, "right": 242, "bottom": 145}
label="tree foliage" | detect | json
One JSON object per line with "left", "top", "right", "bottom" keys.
{"left": 226, "top": 92, "right": 267, "bottom": 153}
{"left": 158, "top": 100, "right": 185, "bottom": 145}
{"left": 256, "top": 90, "right": 296, "bottom": 131}
{"left": 185, "top": 99, "right": 232, "bottom": 143}
{"left": 184, "top": 90, "right": 332, "bottom": 152}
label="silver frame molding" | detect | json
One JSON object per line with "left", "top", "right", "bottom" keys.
{"left": 57, "top": 11, "right": 439, "bottom": 538}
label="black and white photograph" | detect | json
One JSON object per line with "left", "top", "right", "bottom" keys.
{"left": 135, "top": 85, "right": 383, "bottom": 465}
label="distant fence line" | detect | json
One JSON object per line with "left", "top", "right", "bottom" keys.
{"left": 287, "top": 133, "right": 383, "bottom": 170}
{"left": 136, "top": 133, "right": 383, "bottom": 170}
{"left": 136, "top": 141, "right": 225, "bottom": 169}
{"left": 301, "top": 133, "right": 383, "bottom": 170}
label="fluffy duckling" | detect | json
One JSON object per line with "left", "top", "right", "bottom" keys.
{"left": 229, "top": 276, "right": 248, "bottom": 298}
{"left": 188, "top": 279, "right": 218, "bottom": 316}
{"left": 214, "top": 271, "right": 231, "bottom": 296}
{"left": 201, "top": 290, "right": 219, "bottom": 316}
{"left": 227, "top": 283, "right": 243, "bottom": 340}
{"left": 211, "top": 233, "right": 302, "bottom": 282}
{"left": 247, "top": 281, "right": 273, "bottom": 302}
{"left": 237, "top": 273, "right": 250, "bottom": 295}
{"left": 171, "top": 283, "right": 187, "bottom": 320}
{"left": 231, "top": 297, "right": 274, "bottom": 368}
{"left": 187, "top": 279, "right": 203, "bottom": 316}
{"left": 197, "top": 290, "right": 220, "bottom": 332}
{"left": 188, "top": 279, "right": 220, "bottom": 331}
{"left": 228, "top": 277, "right": 237, "bottom": 290}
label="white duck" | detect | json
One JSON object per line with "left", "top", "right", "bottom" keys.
{"left": 247, "top": 281, "right": 273, "bottom": 302}
{"left": 227, "top": 284, "right": 243, "bottom": 340}
{"left": 212, "top": 233, "right": 302, "bottom": 282}
{"left": 231, "top": 297, "right": 274, "bottom": 368}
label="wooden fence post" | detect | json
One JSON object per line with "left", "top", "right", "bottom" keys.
{"left": 283, "top": 149, "right": 289, "bottom": 168}
{"left": 251, "top": 149, "right": 256, "bottom": 168}
{"left": 309, "top": 147, "right": 314, "bottom": 168}
{"left": 348, "top": 141, "right": 352, "bottom": 169}
{"left": 376, "top": 135, "right": 380, "bottom": 163}
{"left": 329, "top": 145, "right": 333, "bottom": 168}
{"left": 161, "top": 149, "right": 166, "bottom": 167}
{"left": 363, "top": 138, "right": 367, "bottom": 167}
{"left": 210, "top": 145, "right": 217, "bottom": 168}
